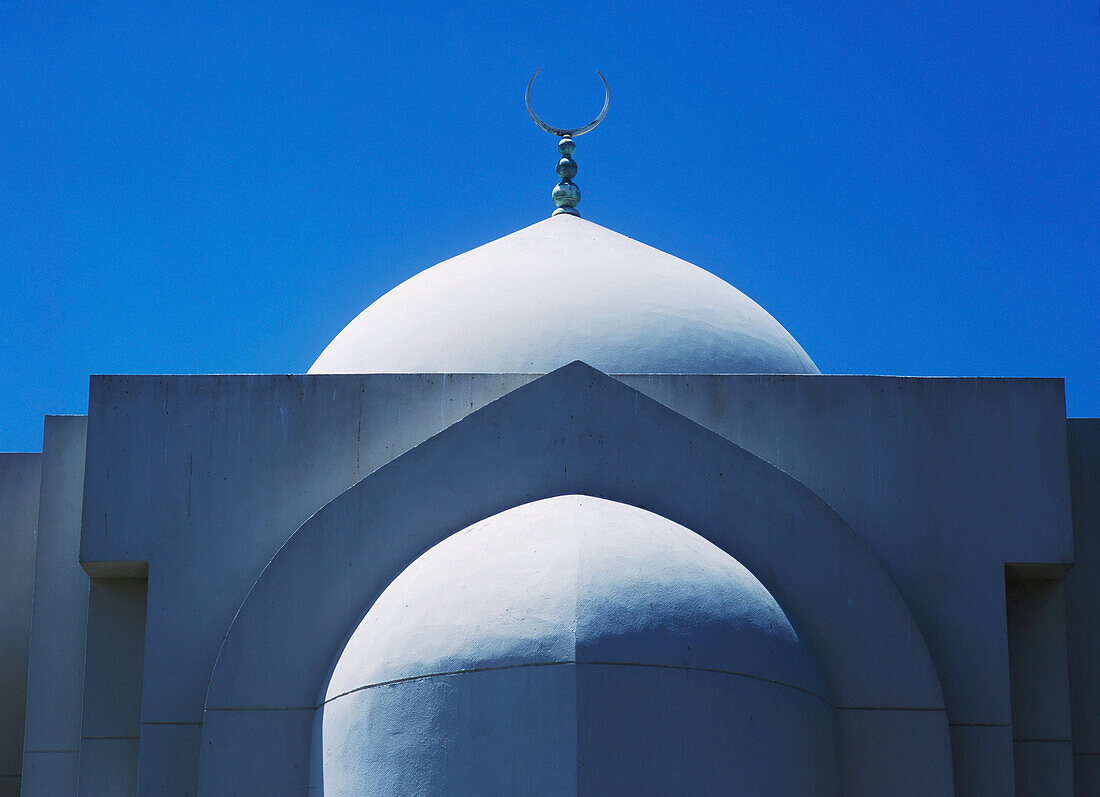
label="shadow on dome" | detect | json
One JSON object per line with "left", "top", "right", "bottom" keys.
{"left": 316, "top": 494, "right": 839, "bottom": 795}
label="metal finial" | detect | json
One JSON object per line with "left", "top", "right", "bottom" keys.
{"left": 525, "top": 70, "right": 609, "bottom": 217}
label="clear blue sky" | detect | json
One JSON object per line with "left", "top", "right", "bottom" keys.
{"left": 1, "top": 2, "right": 1096, "bottom": 451}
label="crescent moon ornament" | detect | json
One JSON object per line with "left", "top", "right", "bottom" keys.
{"left": 526, "top": 70, "right": 609, "bottom": 217}
{"left": 525, "top": 70, "right": 610, "bottom": 138}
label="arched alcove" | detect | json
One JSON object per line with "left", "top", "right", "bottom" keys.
{"left": 199, "top": 363, "right": 952, "bottom": 795}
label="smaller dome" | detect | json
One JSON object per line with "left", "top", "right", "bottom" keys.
{"left": 326, "top": 495, "right": 822, "bottom": 695}
{"left": 321, "top": 496, "right": 838, "bottom": 795}
{"left": 310, "top": 214, "right": 818, "bottom": 375}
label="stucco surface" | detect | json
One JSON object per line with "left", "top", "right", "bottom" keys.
{"left": 327, "top": 496, "right": 823, "bottom": 698}
{"left": 322, "top": 495, "right": 837, "bottom": 794}
{"left": 574, "top": 663, "right": 836, "bottom": 795}
{"left": 309, "top": 214, "right": 818, "bottom": 376}
{"left": 324, "top": 663, "right": 838, "bottom": 796}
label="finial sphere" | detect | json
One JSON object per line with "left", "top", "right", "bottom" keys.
{"left": 558, "top": 137, "right": 575, "bottom": 156}
{"left": 556, "top": 158, "right": 577, "bottom": 181}
{"left": 553, "top": 182, "right": 580, "bottom": 208}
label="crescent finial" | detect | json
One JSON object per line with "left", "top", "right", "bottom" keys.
{"left": 526, "top": 70, "right": 609, "bottom": 217}
{"left": 525, "top": 70, "right": 610, "bottom": 138}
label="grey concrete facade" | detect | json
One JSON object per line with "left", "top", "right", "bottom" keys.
{"left": 204, "top": 366, "right": 951, "bottom": 793}
{"left": 1066, "top": 419, "right": 1100, "bottom": 796}
{"left": 621, "top": 374, "right": 1075, "bottom": 795}
{"left": 20, "top": 417, "right": 88, "bottom": 796}
{"left": 0, "top": 369, "right": 1095, "bottom": 794}
{"left": 0, "top": 452, "right": 40, "bottom": 797}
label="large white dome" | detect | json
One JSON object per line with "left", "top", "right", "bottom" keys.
{"left": 309, "top": 214, "right": 818, "bottom": 375}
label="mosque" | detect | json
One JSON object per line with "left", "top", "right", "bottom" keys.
{"left": 0, "top": 84, "right": 1097, "bottom": 796}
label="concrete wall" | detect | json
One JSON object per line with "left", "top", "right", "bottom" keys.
{"left": 621, "top": 374, "right": 1074, "bottom": 794}
{"left": 80, "top": 374, "right": 537, "bottom": 793}
{"left": 21, "top": 416, "right": 89, "bottom": 795}
{"left": 1065, "top": 419, "right": 1100, "bottom": 795}
{"left": 1006, "top": 577, "right": 1075, "bottom": 794}
{"left": 203, "top": 365, "right": 950, "bottom": 795}
{"left": 0, "top": 452, "right": 41, "bottom": 797}
{"left": 75, "top": 370, "right": 1076, "bottom": 794}
{"left": 80, "top": 578, "right": 147, "bottom": 796}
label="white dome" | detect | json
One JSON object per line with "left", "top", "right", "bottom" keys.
{"left": 309, "top": 214, "right": 819, "bottom": 375}
{"left": 320, "top": 496, "right": 838, "bottom": 795}
{"left": 326, "top": 495, "right": 823, "bottom": 694}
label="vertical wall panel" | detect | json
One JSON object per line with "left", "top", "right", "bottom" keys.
{"left": 0, "top": 453, "right": 42, "bottom": 797}
{"left": 21, "top": 416, "right": 89, "bottom": 796}
{"left": 1007, "top": 577, "right": 1074, "bottom": 795}
{"left": 1065, "top": 419, "right": 1100, "bottom": 796}
{"left": 78, "top": 579, "right": 148, "bottom": 797}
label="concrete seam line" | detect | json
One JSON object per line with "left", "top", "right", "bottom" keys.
{"left": 23, "top": 748, "right": 79, "bottom": 753}
{"left": 321, "top": 659, "right": 834, "bottom": 707}
{"left": 203, "top": 706, "right": 314, "bottom": 712}
{"left": 1013, "top": 737, "right": 1072, "bottom": 743}
{"left": 836, "top": 705, "right": 947, "bottom": 712}
{"left": 141, "top": 720, "right": 202, "bottom": 725}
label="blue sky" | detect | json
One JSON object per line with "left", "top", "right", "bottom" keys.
{"left": 1, "top": 2, "right": 1096, "bottom": 451}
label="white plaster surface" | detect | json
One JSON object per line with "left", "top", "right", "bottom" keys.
{"left": 20, "top": 416, "right": 88, "bottom": 797}
{"left": 575, "top": 664, "right": 836, "bottom": 795}
{"left": 322, "top": 496, "right": 835, "bottom": 794}
{"left": 0, "top": 452, "right": 41, "bottom": 797}
{"left": 327, "top": 496, "right": 822, "bottom": 698}
{"left": 309, "top": 214, "right": 819, "bottom": 376}
{"left": 326, "top": 664, "right": 837, "bottom": 796}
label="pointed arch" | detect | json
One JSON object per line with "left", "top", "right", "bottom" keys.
{"left": 198, "top": 363, "right": 952, "bottom": 795}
